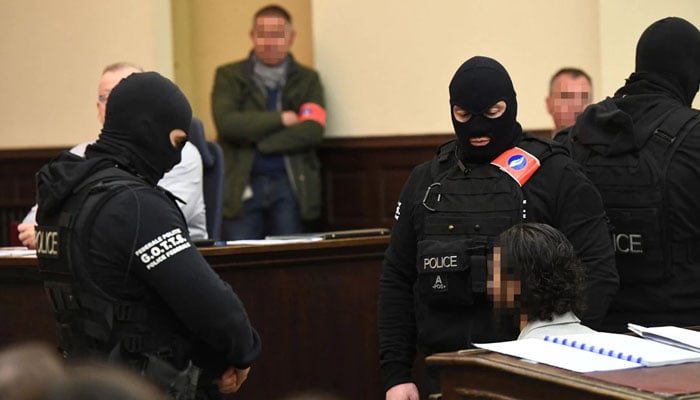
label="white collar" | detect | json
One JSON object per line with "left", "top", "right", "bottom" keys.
{"left": 518, "top": 311, "right": 582, "bottom": 339}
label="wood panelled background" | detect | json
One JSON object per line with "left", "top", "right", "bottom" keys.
{"left": 318, "top": 134, "right": 453, "bottom": 230}
{"left": 0, "top": 148, "right": 64, "bottom": 246}
{"left": 0, "top": 132, "right": 549, "bottom": 246}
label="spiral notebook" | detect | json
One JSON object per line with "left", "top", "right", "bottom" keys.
{"left": 475, "top": 332, "right": 700, "bottom": 373}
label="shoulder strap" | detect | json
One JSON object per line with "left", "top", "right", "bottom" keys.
{"left": 646, "top": 107, "right": 700, "bottom": 170}
{"left": 519, "top": 133, "right": 568, "bottom": 161}
{"left": 61, "top": 168, "right": 147, "bottom": 288}
{"left": 519, "top": 134, "right": 566, "bottom": 163}
{"left": 430, "top": 140, "right": 458, "bottom": 181}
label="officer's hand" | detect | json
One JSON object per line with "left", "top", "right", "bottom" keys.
{"left": 17, "top": 223, "right": 36, "bottom": 249}
{"left": 218, "top": 366, "right": 251, "bottom": 394}
{"left": 386, "top": 382, "right": 419, "bottom": 400}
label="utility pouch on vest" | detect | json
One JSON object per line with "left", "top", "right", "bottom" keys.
{"left": 588, "top": 149, "right": 666, "bottom": 283}
{"left": 108, "top": 345, "right": 200, "bottom": 400}
{"left": 140, "top": 354, "right": 200, "bottom": 400}
{"left": 416, "top": 239, "right": 487, "bottom": 307}
{"left": 607, "top": 207, "right": 666, "bottom": 282}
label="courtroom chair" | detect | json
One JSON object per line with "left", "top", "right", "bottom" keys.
{"left": 188, "top": 117, "right": 224, "bottom": 240}
{"left": 203, "top": 141, "right": 224, "bottom": 240}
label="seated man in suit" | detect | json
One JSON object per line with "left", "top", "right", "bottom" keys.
{"left": 17, "top": 62, "right": 207, "bottom": 248}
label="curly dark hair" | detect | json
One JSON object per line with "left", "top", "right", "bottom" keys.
{"left": 498, "top": 223, "right": 586, "bottom": 322}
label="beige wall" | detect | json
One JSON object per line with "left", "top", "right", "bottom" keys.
{"left": 313, "top": 0, "right": 601, "bottom": 136}
{"left": 599, "top": 1, "right": 700, "bottom": 102}
{"left": 1, "top": 0, "right": 173, "bottom": 149}
{"left": 1, "top": 1, "right": 699, "bottom": 148}
{"left": 313, "top": 0, "right": 700, "bottom": 137}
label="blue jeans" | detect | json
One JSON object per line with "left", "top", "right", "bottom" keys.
{"left": 221, "top": 174, "right": 303, "bottom": 240}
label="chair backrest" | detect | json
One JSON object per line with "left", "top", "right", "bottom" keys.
{"left": 203, "top": 141, "right": 224, "bottom": 240}
{"left": 188, "top": 117, "right": 224, "bottom": 240}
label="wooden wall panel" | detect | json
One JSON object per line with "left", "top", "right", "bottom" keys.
{"left": 0, "top": 237, "right": 390, "bottom": 400}
{"left": 0, "top": 148, "right": 65, "bottom": 246}
{"left": 0, "top": 132, "right": 549, "bottom": 245}
{"left": 317, "top": 134, "right": 452, "bottom": 232}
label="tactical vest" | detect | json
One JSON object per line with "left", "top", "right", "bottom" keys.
{"left": 36, "top": 166, "right": 200, "bottom": 399}
{"left": 415, "top": 135, "right": 558, "bottom": 309}
{"left": 571, "top": 105, "right": 700, "bottom": 284}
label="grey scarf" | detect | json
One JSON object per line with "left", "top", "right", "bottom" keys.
{"left": 252, "top": 54, "right": 289, "bottom": 110}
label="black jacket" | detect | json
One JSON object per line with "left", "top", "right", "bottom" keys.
{"left": 571, "top": 74, "right": 700, "bottom": 331}
{"left": 37, "top": 152, "right": 261, "bottom": 376}
{"left": 378, "top": 136, "right": 618, "bottom": 391}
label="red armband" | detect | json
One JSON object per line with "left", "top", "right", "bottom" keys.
{"left": 298, "top": 102, "right": 326, "bottom": 127}
{"left": 490, "top": 147, "right": 541, "bottom": 186}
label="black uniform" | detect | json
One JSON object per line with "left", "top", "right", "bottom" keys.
{"left": 36, "top": 72, "right": 260, "bottom": 399}
{"left": 378, "top": 57, "right": 618, "bottom": 392}
{"left": 568, "top": 17, "right": 700, "bottom": 332}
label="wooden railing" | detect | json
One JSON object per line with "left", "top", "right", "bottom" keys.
{"left": 0, "top": 131, "right": 549, "bottom": 245}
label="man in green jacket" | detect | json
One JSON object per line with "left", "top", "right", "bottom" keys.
{"left": 212, "top": 4, "right": 326, "bottom": 240}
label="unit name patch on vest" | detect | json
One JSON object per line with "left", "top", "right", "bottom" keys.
{"left": 490, "top": 147, "right": 541, "bottom": 186}
{"left": 135, "top": 228, "right": 191, "bottom": 270}
{"left": 36, "top": 226, "right": 60, "bottom": 259}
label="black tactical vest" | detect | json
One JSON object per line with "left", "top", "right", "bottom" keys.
{"left": 36, "top": 165, "right": 200, "bottom": 399}
{"left": 571, "top": 104, "right": 700, "bottom": 284}
{"left": 414, "top": 135, "right": 557, "bottom": 344}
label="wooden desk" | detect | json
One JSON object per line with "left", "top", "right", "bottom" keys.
{"left": 0, "top": 236, "right": 389, "bottom": 400}
{"left": 427, "top": 349, "right": 700, "bottom": 400}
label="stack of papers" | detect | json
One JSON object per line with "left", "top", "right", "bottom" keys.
{"left": 0, "top": 247, "right": 36, "bottom": 258}
{"left": 475, "top": 328, "right": 700, "bottom": 373}
{"left": 628, "top": 323, "right": 700, "bottom": 353}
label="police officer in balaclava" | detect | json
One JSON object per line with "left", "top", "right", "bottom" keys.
{"left": 85, "top": 71, "right": 191, "bottom": 182}
{"left": 569, "top": 17, "right": 700, "bottom": 333}
{"left": 36, "top": 72, "right": 260, "bottom": 399}
{"left": 379, "top": 56, "right": 617, "bottom": 399}
{"left": 634, "top": 16, "right": 700, "bottom": 107}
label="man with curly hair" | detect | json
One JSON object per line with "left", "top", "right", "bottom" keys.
{"left": 498, "top": 223, "right": 596, "bottom": 340}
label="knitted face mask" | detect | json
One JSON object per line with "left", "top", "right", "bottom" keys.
{"left": 449, "top": 56, "right": 522, "bottom": 163}
{"left": 635, "top": 17, "right": 700, "bottom": 106}
{"left": 90, "top": 72, "right": 192, "bottom": 185}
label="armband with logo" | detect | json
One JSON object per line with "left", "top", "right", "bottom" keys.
{"left": 490, "top": 147, "right": 540, "bottom": 186}
{"left": 298, "top": 102, "right": 326, "bottom": 127}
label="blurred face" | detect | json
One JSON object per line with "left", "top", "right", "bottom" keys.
{"left": 250, "top": 15, "right": 295, "bottom": 66}
{"left": 489, "top": 247, "right": 526, "bottom": 330}
{"left": 546, "top": 74, "right": 592, "bottom": 132}
{"left": 96, "top": 67, "right": 141, "bottom": 125}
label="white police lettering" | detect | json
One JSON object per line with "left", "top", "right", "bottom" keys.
{"left": 36, "top": 229, "right": 59, "bottom": 257}
{"left": 612, "top": 233, "right": 643, "bottom": 254}
{"left": 423, "top": 255, "right": 458, "bottom": 270}
{"left": 394, "top": 201, "right": 402, "bottom": 221}
{"left": 134, "top": 228, "right": 191, "bottom": 270}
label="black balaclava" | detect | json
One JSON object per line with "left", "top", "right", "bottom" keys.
{"left": 85, "top": 71, "right": 192, "bottom": 185}
{"left": 635, "top": 17, "right": 700, "bottom": 106}
{"left": 449, "top": 56, "right": 522, "bottom": 163}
